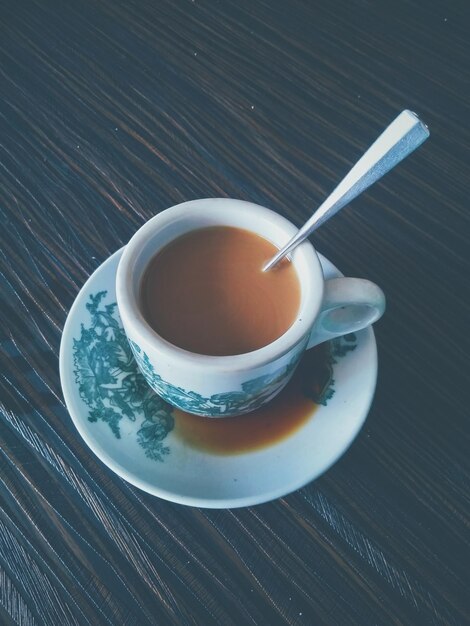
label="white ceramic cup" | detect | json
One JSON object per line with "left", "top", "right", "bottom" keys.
{"left": 116, "top": 198, "right": 385, "bottom": 417}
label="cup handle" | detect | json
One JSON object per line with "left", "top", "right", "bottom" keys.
{"left": 307, "top": 278, "right": 386, "bottom": 349}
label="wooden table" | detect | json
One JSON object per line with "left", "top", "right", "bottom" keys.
{"left": 1, "top": 1, "right": 468, "bottom": 624}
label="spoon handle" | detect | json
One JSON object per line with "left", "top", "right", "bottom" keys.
{"left": 263, "top": 110, "right": 429, "bottom": 271}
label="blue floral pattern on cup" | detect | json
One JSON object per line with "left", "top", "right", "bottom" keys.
{"left": 129, "top": 339, "right": 300, "bottom": 417}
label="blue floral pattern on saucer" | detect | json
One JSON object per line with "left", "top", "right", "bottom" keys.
{"left": 73, "top": 291, "right": 173, "bottom": 462}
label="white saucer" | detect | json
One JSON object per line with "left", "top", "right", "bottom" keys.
{"left": 60, "top": 248, "right": 377, "bottom": 508}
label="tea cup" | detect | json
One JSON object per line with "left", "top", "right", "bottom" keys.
{"left": 116, "top": 198, "right": 385, "bottom": 417}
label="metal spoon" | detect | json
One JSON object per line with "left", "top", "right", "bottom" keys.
{"left": 263, "top": 109, "right": 429, "bottom": 271}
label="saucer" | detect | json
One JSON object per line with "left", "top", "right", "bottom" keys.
{"left": 60, "top": 248, "right": 377, "bottom": 508}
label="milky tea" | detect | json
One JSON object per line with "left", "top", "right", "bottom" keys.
{"left": 140, "top": 226, "right": 301, "bottom": 356}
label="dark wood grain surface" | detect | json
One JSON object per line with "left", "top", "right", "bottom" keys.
{"left": 1, "top": 1, "right": 469, "bottom": 624}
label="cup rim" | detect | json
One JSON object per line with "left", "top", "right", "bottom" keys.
{"left": 116, "top": 198, "right": 324, "bottom": 372}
